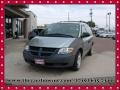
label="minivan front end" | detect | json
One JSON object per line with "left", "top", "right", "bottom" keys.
{"left": 23, "top": 22, "right": 80, "bottom": 68}
{"left": 23, "top": 46, "right": 75, "bottom": 68}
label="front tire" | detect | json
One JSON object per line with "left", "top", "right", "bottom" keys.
{"left": 72, "top": 52, "right": 82, "bottom": 71}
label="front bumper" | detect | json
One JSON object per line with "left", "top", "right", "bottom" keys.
{"left": 23, "top": 50, "right": 75, "bottom": 68}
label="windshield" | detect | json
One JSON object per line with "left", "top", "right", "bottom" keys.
{"left": 41, "top": 23, "right": 80, "bottom": 38}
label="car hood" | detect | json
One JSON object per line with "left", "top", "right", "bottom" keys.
{"left": 28, "top": 36, "right": 76, "bottom": 48}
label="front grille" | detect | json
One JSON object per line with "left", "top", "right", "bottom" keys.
{"left": 29, "top": 46, "right": 59, "bottom": 57}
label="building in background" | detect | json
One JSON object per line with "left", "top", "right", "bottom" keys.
{"left": 26, "top": 11, "right": 37, "bottom": 38}
{"left": 5, "top": 5, "right": 37, "bottom": 39}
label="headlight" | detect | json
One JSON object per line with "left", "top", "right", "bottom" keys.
{"left": 24, "top": 45, "right": 29, "bottom": 50}
{"left": 58, "top": 48, "right": 74, "bottom": 54}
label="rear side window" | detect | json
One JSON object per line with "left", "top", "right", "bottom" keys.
{"left": 81, "top": 25, "right": 88, "bottom": 34}
{"left": 84, "top": 24, "right": 93, "bottom": 35}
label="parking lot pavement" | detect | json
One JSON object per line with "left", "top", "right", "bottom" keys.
{"left": 93, "top": 37, "right": 115, "bottom": 53}
{"left": 5, "top": 37, "right": 115, "bottom": 85}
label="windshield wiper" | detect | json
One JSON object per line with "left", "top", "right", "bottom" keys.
{"left": 44, "top": 33, "right": 74, "bottom": 38}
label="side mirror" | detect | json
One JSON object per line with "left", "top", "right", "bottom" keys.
{"left": 81, "top": 32, "right": 90, "bottom": 38}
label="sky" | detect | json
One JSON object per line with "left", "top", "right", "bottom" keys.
{"left": 26, "top": 5, "right": 115, "bottom": 28}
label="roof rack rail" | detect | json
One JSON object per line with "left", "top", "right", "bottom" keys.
{"left": 59, "top": 21, "right": 87, "bottom": 23}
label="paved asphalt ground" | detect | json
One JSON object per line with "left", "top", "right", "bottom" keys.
{"left": 5, "top": 36, "right": 115, "bottom": 85}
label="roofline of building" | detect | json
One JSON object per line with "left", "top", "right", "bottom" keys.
{"left": 5, "top": 6, "right": 29, "bottom": 18}
{"left": 6, "top": 5, "right": 29, "bottom": 8}
{"left": 27, "top": 11, "right": 37, "bottom": 17}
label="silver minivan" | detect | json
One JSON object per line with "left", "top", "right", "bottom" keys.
{"left": 23, "top": 21, "right": 94, "bottom": 71}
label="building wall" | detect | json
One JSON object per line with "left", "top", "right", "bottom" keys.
{"left": 30, "top": 12, "right": 37, "bottom": 30}
{"left": 26, "top": 11, "right": 37, "bottom": 38}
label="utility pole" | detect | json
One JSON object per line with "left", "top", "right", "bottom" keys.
{"left": 108, "top": 12, "right": 111, "bottom": 32}
{"left": 106, "top": 14, "right": 108, "bottom": 28}
{"left": 68, "top": 12, "right": 70, "bottom": 21}
{"left": 90, "top": 8, "right": 93, "bottom": 30}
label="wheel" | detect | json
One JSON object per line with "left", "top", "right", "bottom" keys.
{"left": 72, "top": 52, "right": 82, "bottom": 71}
{"left": 87, "top": 47, "right": 93, "bottom": 56}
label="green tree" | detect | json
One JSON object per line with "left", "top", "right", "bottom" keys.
{"left": 87, "top": 21, "right": 95, "bottom": 28}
